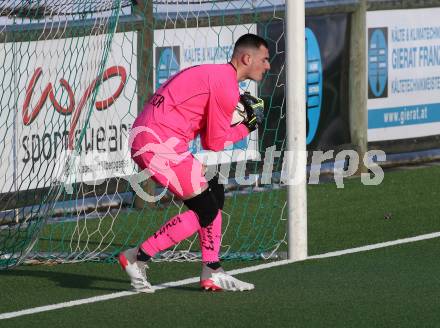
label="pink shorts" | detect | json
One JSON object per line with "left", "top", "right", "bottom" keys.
{"left": 131, "top": 147, "right": 207, "bottom": 199}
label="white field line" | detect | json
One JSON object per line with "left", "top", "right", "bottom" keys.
{"left": 2, "top": 231, "right": 440, "bottom": 320}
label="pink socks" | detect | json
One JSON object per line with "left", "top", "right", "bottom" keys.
{"left": 139, "top": 209, "right": 222, "bottom": 263}
{"left": 140, "top": 210, "right": 201, "bottom": 256}
{"left": 199, "top": 210, "right": 222, "bottom": 263}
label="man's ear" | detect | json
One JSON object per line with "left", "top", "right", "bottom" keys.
{"left": 241, "top": 53, "right": 251, "bottom": 66}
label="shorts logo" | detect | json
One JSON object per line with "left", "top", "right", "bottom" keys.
{"left": 305, "top": 28, "right": 323, "bottom": 145}
{"left": 155, "top": 46, "right": 180, "bottom": 89}
{"left": 368, "top": 28, "right": 388, "bottom": 99}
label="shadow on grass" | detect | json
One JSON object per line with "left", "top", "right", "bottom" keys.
{"left": 163, "top": 285, "right": 201, "bottom": 292}
{"left": 0, "top": 266, "right": 128, "bottom": 292}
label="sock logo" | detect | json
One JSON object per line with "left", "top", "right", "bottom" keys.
{"left": 153, "top": 216, "right": 183, "bottom": 239}
{"left": 202, "top": 224, "right": 215, "bottom": 251}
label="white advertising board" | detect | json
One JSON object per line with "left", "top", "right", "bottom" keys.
{"left": 367, "top": 8, "right": 440, "bottom": 141}
{"left": 0, "top": 42, "right": 16, "bottom": 194}
{"left": 12, "top": 32, "right": 137, "bottom": 190}
{"left": 153, "top": 24, "right": 260, "bottom": 165}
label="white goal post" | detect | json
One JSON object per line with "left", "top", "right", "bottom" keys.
{"left": 286, "top": 1, "right": 308, "bottom": 260}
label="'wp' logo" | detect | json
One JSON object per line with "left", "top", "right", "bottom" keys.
{"left": 368, "top": 27, "right": 388, "bottom": 99}
{"left": 22, "top": 66, "right": 127, "bottom": 150}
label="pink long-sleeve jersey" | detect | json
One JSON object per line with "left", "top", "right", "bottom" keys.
{"left": 132, "top": 63, "right": 249, "bottom": 154}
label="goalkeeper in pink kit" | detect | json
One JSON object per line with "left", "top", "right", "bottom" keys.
{"left": 119, "top": 34, "right": 270, "bottom": 292}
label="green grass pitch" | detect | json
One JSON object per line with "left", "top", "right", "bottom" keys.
{"left": 1, "top": 165, "right": 440, "bottom": 327}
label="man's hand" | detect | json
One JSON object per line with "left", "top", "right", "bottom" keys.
{"left": 240, "top": 92, "right": 264, "bottom": 132}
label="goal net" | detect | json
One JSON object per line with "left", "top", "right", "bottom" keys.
{"left": 0, "top": 0, "right": 288, "bottom": 268}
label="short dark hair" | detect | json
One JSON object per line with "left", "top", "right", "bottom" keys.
{"left": 233, "top": 33, "right": 268, "bottom": 52}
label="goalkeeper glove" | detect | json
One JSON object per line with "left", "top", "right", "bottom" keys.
{"left": 240, "top": 91, "right": 265, "bottom": 132}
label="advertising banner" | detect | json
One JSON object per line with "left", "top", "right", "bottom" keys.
{"left": 8, "top": 32, "right": 138, "bottom": 190}
{"left": 153, "top": 24, "right": 259, "bottom": 165}
{"left": 367, "top": 8, "right": 440, "bottom": 142}
{"left": 262, "top": 13, "right": 351, "bottom": 153}
{"left": 0, "top": 42, "right": 15, "bottom": 194}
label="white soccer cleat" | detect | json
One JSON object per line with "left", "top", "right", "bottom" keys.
{"left": 118, "top": 247, "right": 154, "bottom": 293}
{"left": 200, "top": 265, "right": 254, "bottom": 292}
